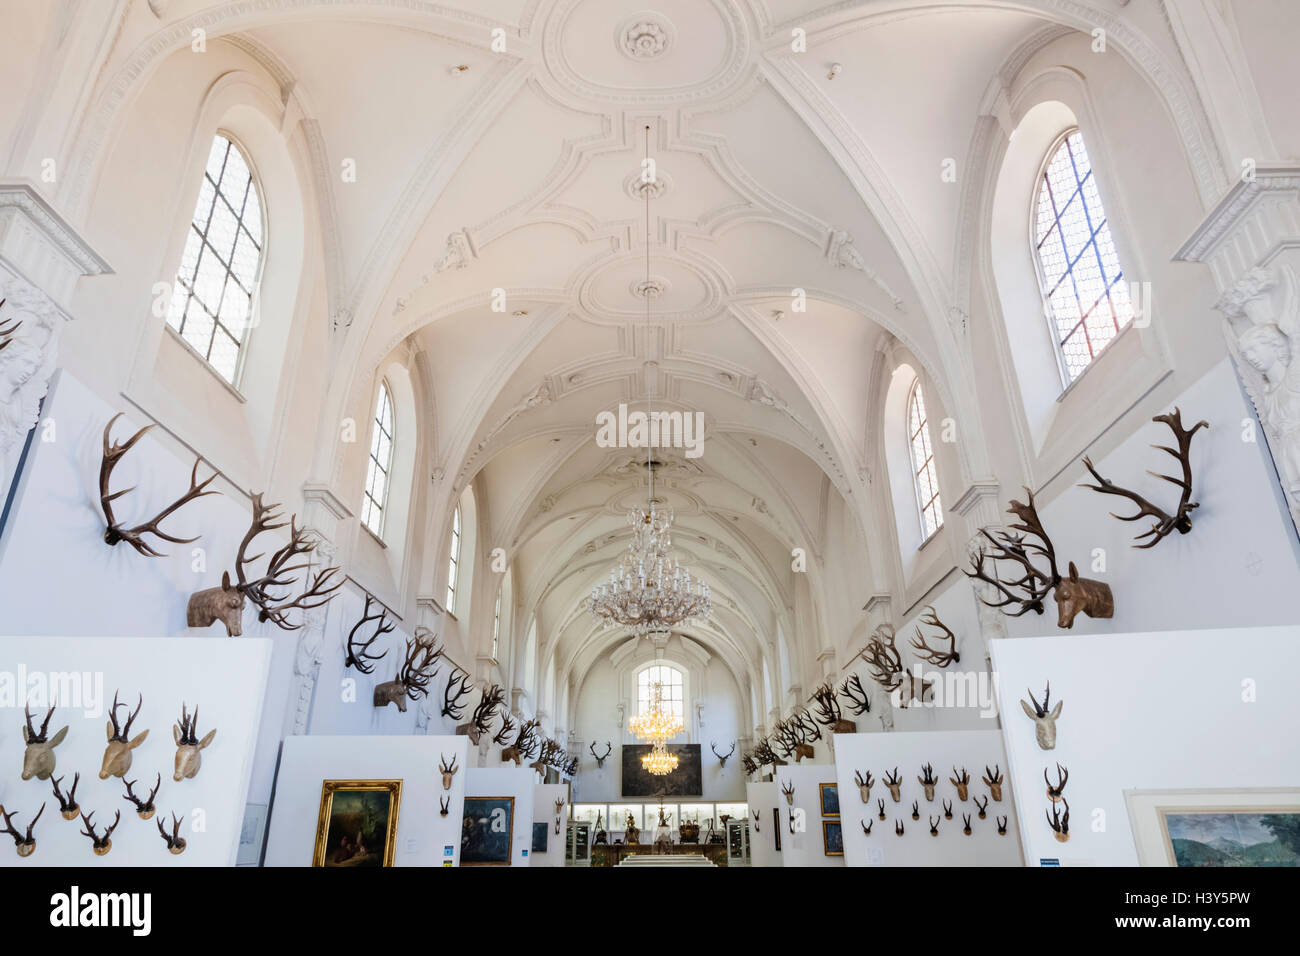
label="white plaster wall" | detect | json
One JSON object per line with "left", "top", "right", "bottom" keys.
{"left": 991, "top": 625, "right": 1300, "bottom": 867}
{"left": 264, "top": 734, "right": 469, "bottom": 867}
{"left": 530, "top": 782, "right": 568, "bottom": 868}
{"left": 464, "top": 767, "right": 536, "bottom": 867}
{"left": 832, "top": 731, "right": 1023, "bottom": 867}
{"left": 745, "top": 781, "right": 782, "bottom": 868}
{"left": 0, "top": 635, "right": 271, "bottom": 866}
{"left": 773, "top": 763, "right": 843, "bottom": 867}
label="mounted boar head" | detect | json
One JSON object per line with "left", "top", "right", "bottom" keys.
{"left": 21, "top": 704, "right": 68, "bottom": 781}
{"left": 173, "top": 703, "right": 217, "bottom": 781}
{"left": 1021, "top": 682, "right": 1063, "bottom": 750}
{"left": 100, "top": 692, "right": 148, "bottom": 780}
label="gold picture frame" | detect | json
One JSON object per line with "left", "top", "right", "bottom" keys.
{"left": 822, "top": 819, "right": 844, "bottom": 856}
{"left": 819, "top": 782, "right": 840, "bottom": 818}
{"left": 312, "top": 779, "right": 403, "bottom": 867}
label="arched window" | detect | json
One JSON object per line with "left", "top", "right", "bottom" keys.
{"left": 167, "top": 133, "right": 265, "bottom": 384}
{"left": 907, "top": 381, "right": 943, "bottom": 539}
{"left": 491, "top": 590, "right": 501, "bottom": 659}
{"left": 445, "top": 505, "right": 462, "bottom": 612}
{"left": 637, "top": 664, "right": 684, "bottom": 720}
{"left": 1033, "top": 129, "right": 1133, "bottom": 384}
{"left": 361, "top": 381, "right": 395, "bottom": 536}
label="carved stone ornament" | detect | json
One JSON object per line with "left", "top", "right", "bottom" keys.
{"left": 1218, "top": 266, "right": 1300, "bottom": 526}
{"left": 825, "top": 230, "right": 906, "bottom": 311}
{"left": 620, "top": 17, "right": 671, "bottom": 59}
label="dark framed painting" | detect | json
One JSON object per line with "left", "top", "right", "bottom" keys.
{"left": 820, "top": 782, "right": 840, "bottom": 817}
{"left": 773, "top": 807, "right": 781, "bottom": 852}
{"left": 621, "top": 744, "right": 703, "bottom": 797}
{"left": 461, "top": 796, "right": 515, "bottom": 866}
{"left": 532, "top": 821, "right": 549, "bottom": 853}
{"left": 822, "top": 820, "right": 844, "bottom": 856}
{"left": 311, "top": 779, "right": 402, "bottom": 867}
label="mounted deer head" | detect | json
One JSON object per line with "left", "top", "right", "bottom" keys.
{"left": 861, "top": 624, "right": 903, "bottom": 691}
{"left": 895, "top": 819, "right": 904, "bottom": 836}
{"left": 810, "top": 683, "right": 856, "bottom": 734}
{"left": 441, "top": 671, "right": 474, "bottom": 720}
{"left": 439, "top": 753, "right": 459, "bottom": 790}
{"left": 918, "top": 762, "right": 938, "bottom": 801}
{"left": 854, "top": 769, "right": 874, "bottom": 803}
{"left": 186, "top": 493, "right": 342, "bottom": 636}
{"left": 100, "top": 691, "right": 148, "bottom": 779}
{"left": 861, "top": 818, "right": 873, "bottom": 836}
{"left": 751, "top": 809, "right": 760, "bottom": 832}
{"left": 997, "top": 816, "right": 1008, "bottom": 835}
{"left": 156, "top": 812, "right": 186, "bottom": 855}
{"left": 741, "top": 753, "right": 758, "bottom": 777}
{"left": 982, "top": 765, "right": 1004, "bottom": 801}
{"left": 531, "top": 738, "right": 564, "bottom": 778}
{"left": 21, "top": 703, "right": 68, "bottom": 780}
{"left": 773, "top": 709, "right": 820, "bottom": 762}
{"left": 1045, "top": 763, "right": 1068, "bottom": 803}
{"left": 929, "top": 816, "right": 940, "bottom": 837}
{"left": 492, "top": 713, "right": 518, "bottom": 748}
{"left": 1047, "top": 799, "right": 1070, "bottom": 843}
{"left": 99, "top": 413, "right": 219, "bottom": 556}
{"left": 0, "top": 803, "right": 43, "bottom": 857}
{"left": 1080, "top": 408, "right": 1209, "bottom": 547}
{"left": 80, "top": 810, "right": 120, "bottom": 856}
{"left": 439, "top": 795, "right": 450, "bottom": 817}
{"left": 373, "top": 635, "right": 441, "bottom": 711}
{"left": 877, "top": 798, "right": 886, "bottom": 821}
{"left": 123, "top": 773, "right": 160, "bottom": 820}
{"left": 173, "top": 703, "right": 216, "bottom": 781}
{"left": 943, "top": 799, "right": 952, "bottom": 820}
{"left": 974, "top": 796, "right": 988, "bottom": 819}
{"left": 459, "top": 684, "right": 505, "bottom": 743}
{"left": 589, "top": 741, "right": 613, "bottom": 768}
{"left": 711, "top": 741, "right": 735, "bottom": 767}
{"left": 950, "top": 766, "right": 970, "bottom": 801}
{"left": 344, "top": 595, "right": 394, "bottom": 674}
{"left": 883, "top": 767, "right": 902, "bottom": 802}
{"left": 965, "top": 489, "right": 1113, "bottom": 629}
{"left": 501, "top": 718, "right": 540, "bottom": 766}
{"left": 555, "top": 798, "right": 565, "bottom": 815}
{"left": 911, "top": 800, "right": 920, "bottom": 821}
{"left": 910, "top": 607, "right": 960, "bottom": 667}
{"left": 752, "top": 736, "right": 784, "bottom": 768}
{"left": 839, "top": 673, "right": 871, "bottom": 716}
{"left": 51, "top": 773, "right": 80, "bottom": 820}
{"left": 1021, "top": 682, "right": 1063, "bottom": 750}
{"left": 780, "top": 780, "right": 795, "bottom": 805}
{"left": 962, "top": 814, "right": 972, "bottom": 835}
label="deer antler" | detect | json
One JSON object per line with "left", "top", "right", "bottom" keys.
{"left": 492, "top": 713, "right": 518, "bottom": 746}
{"left": 344, "top": 595, "right": 394, "bottom": 674}
{"left": 123, "top": 773, "right": 161, "bottom": 815}
{"left": 839, "top": 674, "right": 871, "bottom": 715}
{"left": 99, "top": 414, "right": 219, "bottom": 556}
{"left": 861, "top": 624, "right": 903, "bottom": 690}
{"left": 441, "top": 671, "right": 474, "bottom": 719}
{"left": 964, "top": 489, "right": 1060, "bottom": 616}
{"left": 397, "top": 636, "right": 441, "bottom": 700}
{"left": 0, "top": 300, "right": 19, "bottom": 352}
{"left": 471, "top": 684, "right": 506, "bottom": 733}
{"left": 808, "top": 683, "right": 843, "bottom": 727}
{"left": 910, "top": 606, "right": 960, "bottom": 666}
{"left": 1080, "top": 408, "right": 1209, "bottom": 548}
{"left": 108, "top": 691, "right": 143, "bottom": 743}
{"left": 229, "top": 495, "right": 344, "bottom": 629}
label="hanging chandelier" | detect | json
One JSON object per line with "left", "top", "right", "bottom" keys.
{"left": 628, "top": 681, "right": 684, "bottom": 744}
{"left": 641, "top": 739, "right": 679, "bottom": 776}
{"left": 589, "top": 124, "right": 710, "bottom": 638}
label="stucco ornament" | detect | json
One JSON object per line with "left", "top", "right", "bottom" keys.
{"left": 620, "top": 18, "right": 670, "bottom": 59}
{"left": 0, "top": 306, "right": 56, "bottom": 462}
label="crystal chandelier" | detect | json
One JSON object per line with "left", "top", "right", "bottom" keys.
{"left": 641, "top": 740, "right": 679, "bottom": 776}
{"left": 589, "top": 124, "right": 711, "bottom": 638}
{"left": 627, "top": 681, "right": 684, "bottom": 744}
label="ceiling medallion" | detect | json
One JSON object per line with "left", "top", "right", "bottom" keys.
{"left": 623, "top": 168, "right": 670, "bottom": 201}
{"left": 619, "top": 14, "right": 673, "bottom": 60}
{"left": 631, "top": 276, "right": 669, "bottom": 299}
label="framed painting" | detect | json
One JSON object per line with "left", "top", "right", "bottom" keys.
{"left": 772, "top": 807, "right": 781, "bottom": 852}
{"left": 1125, "top": 788, "right": 1300, "bottom": 867}
{"left": 532, "top": 821, "right": 549, "bottom": 854}
{"left": 621, "top": 744, "right": 703, "bottom": 796}
{"left": 311, "top": 779, "right": 402, "bottom": 867}
{"left": 819, "top": 782, "right": 840, "bottom": 818}
{"left": 461, "top": 796, "right": 515, "bottom": 866}
{"left": 822, "top": 820, "right": 844, "bottom": 856}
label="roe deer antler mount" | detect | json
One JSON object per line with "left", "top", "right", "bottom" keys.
{"left": 1021, "top": 682, "right": 1063, "bottom": 750}
{"left": 21, "top": 703, "right": 68, "bottom": 781}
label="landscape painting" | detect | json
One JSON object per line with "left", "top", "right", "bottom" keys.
{"left": 621, "top": 744, "right": 703, "bottom": 797}
{"left": 1162, "top": 811, "right": 1300, "bottom": 867}
{"left": 461, "top": 796, "right": 515, "bottom": 866}
{"left": 311, "top": 780, "right": 402, "bottom": 867}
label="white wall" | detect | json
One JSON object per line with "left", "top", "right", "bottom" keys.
{"left": 991, "top": 625, "right": 1300, "bottom": 867}
{"left": 264, "top": 734, "right": 469, "bottom": 867}
{"left": 745, "top": 781, "right": 783, "bottom": 868}
{"left": 464, "top": 767, "right": 536, "bottom": 867}
{"left": 530, "top": 782, "right": 568, "bottom": 868}
{"left": 831, "top": 731, "right": 1023, "bottom": 867}
{"left": 773, "top": 764, "right": 843, "bottom": 867}
{"left": 0, "top": 635, "right": 271, "bottom": 866}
